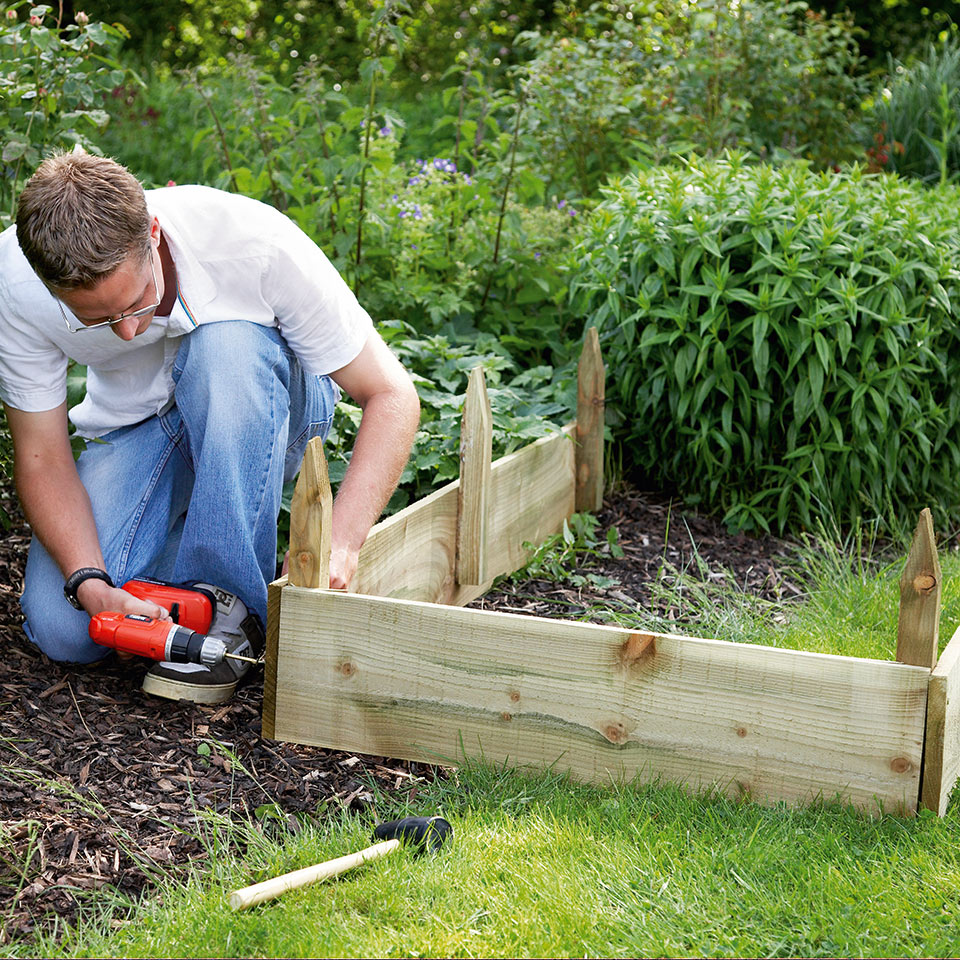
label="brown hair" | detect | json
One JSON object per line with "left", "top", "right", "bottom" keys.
{"left": 15, "top": 152, "right": 151, "bottom": 291}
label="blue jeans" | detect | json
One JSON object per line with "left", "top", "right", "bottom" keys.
{"left": 21, "top": 321, "right": 339, "bottom": 663}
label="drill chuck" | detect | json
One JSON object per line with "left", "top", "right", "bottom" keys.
{"left": 89, "top": 611, "right": 230, "bottom": 666}
{"left": 168, "top": 626, "right": 228, "bottom": 666}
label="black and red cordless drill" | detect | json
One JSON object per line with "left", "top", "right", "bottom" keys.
{"left": 88, "top": 578, "right": 260, "bottom": 669}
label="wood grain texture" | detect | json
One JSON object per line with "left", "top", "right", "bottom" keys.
{"left": 576, "top": 326, "right": 605, "bottom": 513}
{"left": 456, "top": 367, "right": 492, "bottom": 586}
{"left": 897, "top": 508, "right": 942, "bottom": 668}
{"left": 921, "top": 626, "right": 960, "bottom": 815}
{"left": 288, "top": 438, "right": 332, "bottom": 589}
{"left": 273, "top": 589, "right": 929, "bottom": 815}
{"left": 350, "top": 424, "right": 576, "bottom": 604}
{"left": 261, "top": 575, "right": 286, "bottom": 740}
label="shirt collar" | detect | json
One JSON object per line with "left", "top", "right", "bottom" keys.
{"left": 147, "top": 200, "right": 217, "bottom": 310}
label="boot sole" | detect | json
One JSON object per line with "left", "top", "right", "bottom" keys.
{"left": 141, "top": 671, "right": 238, "bottom": 705}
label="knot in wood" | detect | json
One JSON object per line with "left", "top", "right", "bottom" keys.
{"left": 889, "top": 756, "right": 911, "bottom": 774}
{"left": 604, "top": 723, "right": 627, "bottom": 744}
{"left": 509, "top": 691, "right": 521, "bottom": 703}
{"left": 912, "top": 574, "right": 937, "bottom": 594}
{"left": 735, "top": 726, "right": 748, "bottom": 738}
{"left": 337, "top": 660, "right": 356, "bottom": 678}
{"left": 500, "top": 712, "right": 512, "bottom": 722}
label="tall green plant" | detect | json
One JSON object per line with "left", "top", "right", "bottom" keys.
{"left": 870, "top": 38, "right": 960, "bottom": 184}
{"left": 570, "top": 154, "right": 960, "bottom": 535}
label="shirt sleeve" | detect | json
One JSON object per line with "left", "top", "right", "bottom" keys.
{"left": 261, "top": 210, "right": 374, "bottom": 376}
{"left": 0, "top": 294, "right": 68, "bottom": 412}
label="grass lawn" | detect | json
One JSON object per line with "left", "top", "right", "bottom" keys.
{"left": 8, "top": 537, "right": 960, "bottom": 958}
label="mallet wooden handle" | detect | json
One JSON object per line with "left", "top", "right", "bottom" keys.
{"left": 228, "top": 838, "right": 400, "bottom": 911}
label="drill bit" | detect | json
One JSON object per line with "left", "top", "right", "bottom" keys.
{"left": 224, "top": 651, "right": 262, "bottom": 665}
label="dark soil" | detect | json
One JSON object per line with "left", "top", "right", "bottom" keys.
{"left": 0, "top": 483, "right": 798, "bottom": 943}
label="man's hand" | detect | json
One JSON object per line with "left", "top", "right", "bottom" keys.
{"left": 279, "top": 547, "right": 354, "bottom": 589}
{"left": 328, "top": 540, "right": 359, "bottom": 590}
{"left": 76, "top": 579, "right": 171, "bottom": 621}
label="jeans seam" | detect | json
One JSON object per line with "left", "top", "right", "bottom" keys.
{"left": 250, "top": 364, "right": 279, "bottom": 538}
{"left": 115, "top": 421, "right": 182, "bottom": 579}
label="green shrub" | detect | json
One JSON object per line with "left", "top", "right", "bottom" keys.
{"left": 570, "top": 154, "right": 960, "bottom": 534}
{"left": 868, "top": 38, "right": 960, "bottom": 185}
{"left": 159, "top": 52, "right": 584, "bottom": 363}
{"left": 276, "top": 324, "right": 575, "bottom": 561}
{"left": 0, "top": 2, "right": 128, "bottom": 229}
{"left": 517, "top": 0, "right": 868, "bottom": 196}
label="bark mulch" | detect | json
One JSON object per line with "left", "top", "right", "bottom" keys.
{"left": 468, "top": 485, "right": 803, "bottom": 623}
{"left": 0, "top": 482, "right": 798, "bottom": 943}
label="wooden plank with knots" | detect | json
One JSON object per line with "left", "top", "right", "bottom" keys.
{"left": 272, "top": 588, "right": 929, "bottom": 815}
{"left": 896, "top": 508, "right": 941, "bottom": 669}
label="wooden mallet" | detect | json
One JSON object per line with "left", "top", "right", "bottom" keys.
{"left": 228, "top": 816, "right": 453, "bottom": 911}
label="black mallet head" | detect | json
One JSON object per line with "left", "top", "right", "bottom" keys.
{"left": 372, "top": 816, "right": 452, "bottom": 854}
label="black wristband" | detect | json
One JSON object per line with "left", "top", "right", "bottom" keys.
{"left": 63, "top": 567, "right": 115, "bottom": 610}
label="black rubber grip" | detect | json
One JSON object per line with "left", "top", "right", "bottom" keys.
{"left": 167, "top": 626, "right": 207, "bottom": 664}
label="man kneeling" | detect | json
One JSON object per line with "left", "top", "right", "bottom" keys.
{"left": 0, "top": 152, "right": 420, "bottom": 703}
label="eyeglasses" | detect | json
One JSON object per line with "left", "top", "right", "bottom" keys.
{"left": 59, "top": 256, "right": 161, "bottom": 333}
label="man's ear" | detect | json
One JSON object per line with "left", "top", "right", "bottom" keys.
{"left": 149, "top": 217, "right": 161, "bottom": 243}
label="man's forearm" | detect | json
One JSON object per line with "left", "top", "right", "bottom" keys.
{"left": 15, "top": 454, "right": 106, "bottom": 578}
{"left": 332, "top": 386, "right": 420, "bottom": 552}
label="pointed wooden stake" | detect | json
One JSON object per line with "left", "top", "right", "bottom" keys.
{"left": 288, "top": 437, "right": 332, "bottom": 589}
{"left": 456, "top": 366, "right": 492, "bottom": 586}
{"left": 896, "top": 508, "right": 941, "bottom": 668}
{"left": 576, "top": 327, "right": 605, "bottom": 513}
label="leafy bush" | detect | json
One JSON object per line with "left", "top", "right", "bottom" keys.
{"left": 0, "top": 3, "right": 127, "bottom": 229}
{"left": 276, "top": 325, "right": 576, "bottom": 561}
{"left": 570, "top": 154, "right": 960, "bottom": 534}
{"left": 159, "top": 51, "right": 584, "bottom": 363}
{"left": 868, "top": 38, "right": 960, "bottom": 185}
{"left": 517, "top": 0, "right": 868, "bottom": 196}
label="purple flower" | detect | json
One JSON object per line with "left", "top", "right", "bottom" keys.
{"left": 463, "top": 173, "right": 472, "bottom": 185}
{"left": 534, "top": 252, "right": 542, "bottom": 260}
{"left": 379, "top": 125, "right": 392, "bottom": 136}
{"left": 398, "top": 211, "right": 408, "bottom": 219}
{"left": 413, "top": 205, "right": 423, "bottom": 220}
{"left": 569, "top": 208, "right": 577, "bottom": 217}
{"left": 392, "top": 194, "right": 399, "bottom": 201}
{"left": 408, "top": 176, "right": 420, "bottom": 186}
{"left": 557, "top": 199, "right": 566, "bottom": 209}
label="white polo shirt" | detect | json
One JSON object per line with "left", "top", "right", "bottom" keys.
{"left": 0, "top": 185, "right": 373, "bottom": 438}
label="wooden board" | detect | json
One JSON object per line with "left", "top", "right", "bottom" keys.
{"left": 575, "top": 326, "right": 604, "bottom": 513}
{"left": 261, "top": 575, "right": 285, "bottom": 740}
{"left": 350, "top": 424, "right": 576, "bottom": 605}
{"left": 921, "top": 626, "right": 960, "bottom": 815}
{"left": 896, "top": 508, "right": 941, "bottom": 668}
{"left": 456, "top": 367, "right": 492, "bottom": 586}
{"left": 272, "top": 589, "right": 930, "bottom": 814}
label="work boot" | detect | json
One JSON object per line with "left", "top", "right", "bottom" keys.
{"left": 141, "top": 584, "right": 264, "bottom": 704}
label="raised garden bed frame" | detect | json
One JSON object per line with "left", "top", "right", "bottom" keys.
{"left": 262, "top": 330, "right": 959, "bottom": 817}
